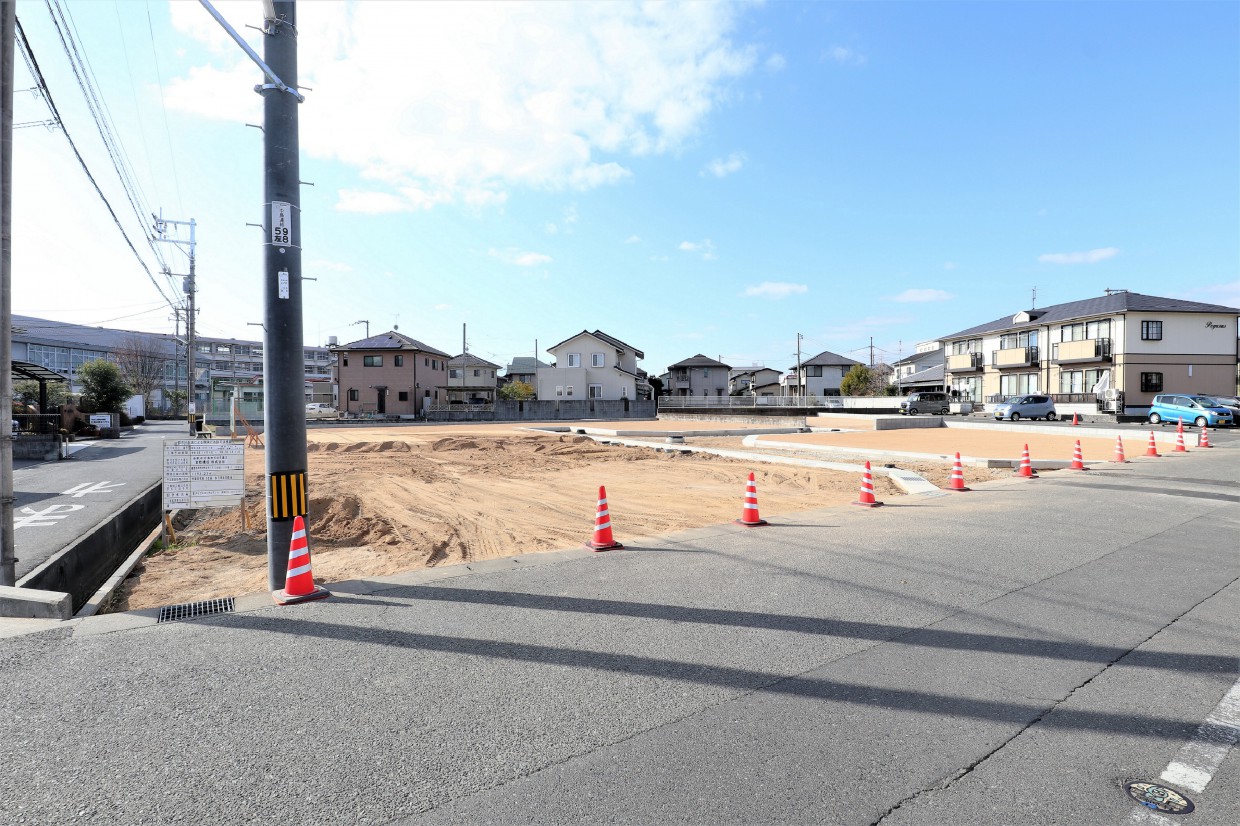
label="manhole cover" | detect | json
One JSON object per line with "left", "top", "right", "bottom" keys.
{"left": 1125, "top": 781, "right": 1194, "bottom": 814}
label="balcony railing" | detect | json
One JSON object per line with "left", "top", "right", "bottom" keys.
{"left": 946, "top": 352, "right": 983, "bottom": 371}
{"left": 1052, "top": 338, "right": 1112, "bottom": 364}
{"left": 991, "top": 345, "right": 1039, "bottom": 368}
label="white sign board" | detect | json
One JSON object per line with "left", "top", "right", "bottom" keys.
{"left": 89, "top": 414, "right": 112, "bottom": 429}
{"left": 271, "top": 200, "right": 292, "bottom": 247}
{"left": 278, "top": 269, "right": 290, "bottom": 299}
{"left": 163, "top": 439, "right": 246, "bottom": 509}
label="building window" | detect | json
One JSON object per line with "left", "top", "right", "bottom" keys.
{"left": 556, "top": 385, "right": 564, "bottom": 397}
{"left": 394, "top": 355, "right": 404, "bottom": 367}
{"left": 999, "top": 331, "right": 1037, "bottom": 350}
{"left": 1140, "top": 372, "right": 1163, "bottom": 392}
{"left": 702, "top": 368, "right": 710, "bottom": 378}
{"left": 591, "top": 353, "right": 605, "bottom": 367}
{"left": 568, "top": 353, "right": 581, "bottom": 368}
{"left": 804, "top": 366, "right": 823, "bottom": 378}
{"left": 398, "top": 391, "right": 408, "bottom": 401}
{"left": 1000, "top": 373, "right": 1039, "bottom": 396}
{"left": 348, "top": 389, "right": 359, "bottom": 401}
{"left": 1141, "top": 321, "right": 1163, "bottom": 341}
{"left": 589, "top": 384, "right": 602, "bottom": 398}
{"left": 621, "top": 386, "right": 628, "bottom": 398}
{"left": 473, "top": 369, "right": 480, "bottom": 377}
{"left": 566, "top": 385, "right": 574, "bottom": 397}
{"left": 449, "top": 368, "right": 460, "bottom": 379}
{"left": 342, "top": 356, "right": 348, "bottom": 367}
{"left": 1060, "top": 370, "right": 1083, "bottom": 393}
{"left": 424, "top": 357, "right": 429, "bottom": 366}
{"left": 363, "top": 355, "right": 382, "bottom": 367}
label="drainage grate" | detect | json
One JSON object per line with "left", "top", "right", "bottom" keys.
{"left": 157, "top": 597, "right": 236, "bottom": 624}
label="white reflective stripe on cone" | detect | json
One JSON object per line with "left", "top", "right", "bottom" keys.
{"left": 286, "top": 563, "right": 313, "bottom": 578}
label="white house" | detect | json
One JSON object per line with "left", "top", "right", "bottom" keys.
{"left": 781, "top": 350, "right": 862, "bottom": 396}
{"left": 535, "top": 330, "right": 645, "bottom": 401}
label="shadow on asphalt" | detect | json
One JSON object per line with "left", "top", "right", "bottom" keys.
{"left": 196, "top": 607, "right": 1221, "bottom": 741}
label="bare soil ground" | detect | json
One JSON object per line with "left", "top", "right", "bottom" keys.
{"left": 112, "top": 428, "right": 950, "bottom": 612}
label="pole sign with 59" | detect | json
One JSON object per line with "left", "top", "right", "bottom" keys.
{"left": 271, "top": 200, "right": 292, "bottom": 248}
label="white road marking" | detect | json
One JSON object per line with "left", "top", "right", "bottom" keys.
{"left": 61, "top": 480, "right": 127, "bottom": 497}
{"left": 1127, "top": 676, "right": 1240, "bottom": 821}
{"left": 12, "top": 503, "right": 85, "bottom": 528}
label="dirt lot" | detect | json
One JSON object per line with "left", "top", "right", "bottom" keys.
{"left": 114, "top": 425, "right": 989, "bottom": 612}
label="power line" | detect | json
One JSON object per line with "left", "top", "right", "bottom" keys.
{"left": 14, "top": 15, "right": 177, "bottom": 310}
{"left": 145, "top": 1, "right": 184, "bottom": 216}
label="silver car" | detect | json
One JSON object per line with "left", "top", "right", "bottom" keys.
{"left": 993, "top": 394, "right": 1057, "bottom": 422}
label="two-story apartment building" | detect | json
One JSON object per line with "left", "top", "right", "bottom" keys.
{"left": 666, "top": 354, "right": 732, "bottom": 397}
{"left": 535, "top": 330, "right": 644, "bottom": 401}
{"left": 332, "top": 331, "right": 451, "bottom": 417}
{"left": 941, "top": 291, "right": 1240, "bottom": 411}
{"left": 781, "top": 350, "right": 862, "bottom": 396}
{"left": 447, "top": 353, "right": 500, "bottom": 404}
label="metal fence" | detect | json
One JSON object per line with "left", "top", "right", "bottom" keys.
{"left": 12, "top": 413, "right": 61, "bottom": 435}
{"left": 658, "top": 395, "right": 840, "bottom": 409}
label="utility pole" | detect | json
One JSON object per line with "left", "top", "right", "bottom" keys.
{"left": 1, "top": 0, "right": 16, "bottom": 587}
{"left": 869, "top": 337, "right": 875, "bottom": 368}
{"left": 795, "top": 332, "right": 803, "bottom": 400}
{"left": 154, "top": 217, "right": 197, "bottom": 435}
{"left": 259, "top": 0, "right": 311, "bottom": 596}
{"left": 351, "top": 319, "right": 369, "bottom": 338}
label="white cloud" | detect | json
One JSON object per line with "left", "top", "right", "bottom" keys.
{"left": 701, "top": 152, "right": 746, "bottom": 179}
{"left": 819, "top": 315, "right": 913, "bottom": 342}
{"left": 888, "top": 288, "right": 954, "bottom": 303}
{"left": 679, "top": 238, "right": 716, "bottom": 259}
{"left": 624, "top": 235, "right": 641, "bottom": 244}
{"left": 742, "top": 281, "right": 808, "bottom": 299}
{"left": 1173, "top": 280, "right": 1240, "bottom": 309}
{"left": 335, "top": 190, "right": 414, "bottom": 214}
{"left": 765, "top": 53, "right": 787, "bottom": 72}
{"left": 168, "top": 2, "right": 755, "bottom": 209}
{"left": 826, "top": 46, "right": 867, "bottom": 66}
{"left": 943, "top": 261, "right": 957, "bottom": 271}
{"left": 434, "top": 303, "right": 452, "bottom": 311}
{"left": 489, "top": 248, "right": 552, "bottom": 267}
{"left": 1038, "top": 247, "right": 1120, "bottom": 265}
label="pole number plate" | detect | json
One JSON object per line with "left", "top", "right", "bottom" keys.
{"left": 271, "top": 201, "right": 292, "bottom": 247}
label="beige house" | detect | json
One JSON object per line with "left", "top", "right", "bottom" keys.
{"left": 667, "top": 354, "right": 732, "bottom": 397}
{"left": 447, "top": 353, "right": 500, "bottom": 404}
{"left": 332, "top": 331, "right": 451, "bottom": 417}
{"left": 941, "top": 290, "right": 1240, "bottom": 411}
{"left": 536, "top": 330, "right": 644, "bottom": 401}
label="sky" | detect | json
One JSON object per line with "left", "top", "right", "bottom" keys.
{"left": 10, "top": 0, "right": 1240, "bottom": 376}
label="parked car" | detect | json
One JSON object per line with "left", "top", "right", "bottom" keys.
{"left": 899, "top": 391, "right": 950, "bottom": 415}
{"left": 993, "top": 395, "right": 1057, "bottom": 421}
{"left": 305, "top": 403, "right": 339, "bottom": 420}
{"left": 1147, "top": 395, "right": 1234, "bottom": 428}
{"left": 1203, "top": 396, "right": 1240, "bottom": 426}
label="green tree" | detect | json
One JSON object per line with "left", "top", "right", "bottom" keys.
{"left": 839, "top": 364, "right": 875, "bottom": 396}
{"left": 498, "top": 380, "right": 535, "bottom": 401}
{"left": 77, "top": 359, "right": 133, "bottom": 414}
{"left": 647, "top": 376, "right": 664, "bottom": 398}
{"left": 13, "top": 380, "right": 70, "bottom": 410}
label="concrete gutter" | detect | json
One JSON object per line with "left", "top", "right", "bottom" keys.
{"left": 587, "top": 435, "right": 942, "bottom": 496}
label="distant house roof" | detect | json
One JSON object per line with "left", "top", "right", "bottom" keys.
{"left": 942, "top": 291, "right": 1240, "bottom": 339}
{"left": 449, "top": 353, "right": 500, "bottom": 369}
{"left": 334, "top": 331, "right": 451, "bottom": 357}
{"left": 802, "top": 350, "right": 862, "bottom": 368}
{"left": 898, "top": 364, "right": 945, "bottom": 385}
{"left": 504, "top": 357, "right": 550, "bottom": 374}
{"left": 668, "top": 353, "right": 731, "bottom": 370}
{"left": 546, "top": 329, "right": 644, "bottom": 359}
{"left": 893, "top": 348, "right": 946, "bottom": 368}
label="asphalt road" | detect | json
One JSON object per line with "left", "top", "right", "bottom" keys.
{"left": 0, "top": 429, "right": 1235, "bottom": 826}
{"left": 11, "top": 420, "right": 188, "bottom": 579}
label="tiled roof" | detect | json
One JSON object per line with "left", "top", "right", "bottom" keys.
{"left": 546, "top": 330, "right": 645, "bottom": 359}
{"left": 449, "top": 353, "right": 500, "bottom": 368}
{"left": 942, "top": 292, "right": 1240, "bottom": 339}
{"left": 336, "top": 331, "right": 451, "bottom": 357}
{"left": 504, "top": 357, "right": 550, "bottom": 373}
{"left": 899, "top": 364, "right": 945, "bottom": 384}
{"left": 668, "top": 353, "right": 731, "bottom": 370}
{"left": 802, "top": 349, "right": 862, "bottom": 367}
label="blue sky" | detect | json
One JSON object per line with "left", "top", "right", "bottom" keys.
{"left": 11, "top": 0, "right": 1239, "bottom": 375}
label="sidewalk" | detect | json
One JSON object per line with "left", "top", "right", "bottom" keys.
{"left": 0, "top": 446, "right": 1236, "bottom": 825}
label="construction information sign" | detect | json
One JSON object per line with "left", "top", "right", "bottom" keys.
{"left": 163, "top": 440, "right": 245, "bottom": 509}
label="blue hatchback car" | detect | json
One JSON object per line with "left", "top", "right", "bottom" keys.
{"left": 1147, "top": 394, "right": 1234, "bottom": 428}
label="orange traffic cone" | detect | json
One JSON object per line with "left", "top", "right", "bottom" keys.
{"left": 1173, "top": 423, "right": 1188, "bottom": 453}
{"left": 1015, "top": 444, "right": 1038, "bottom": 478}
{"left": 273, "top": 515, "right": 331, "bottom": 605}
{"left": 946, "top": 452, "right": 970, "bottom": 491}
{"left": 1069, "top": 440, "right": 1088, "bottom": 471}
{"left": 1072, "top": 412, "right": 1080, "bottom": 426}
{"left": 853, "top": 461, "right": 883, "bottom": 507}
{"left": 1144, "top": 431, "right": 1161, "bottom": 457}
{"left": 585, "top": 485, "right": 623, "bottom": 550}
{"left": 1113, "top": 435, "right": 1129, "bottom": 463}
{"left": 735, "top": 472, "right": 769, "bottom": 526}
{"left": 1198, "top": 426, "right": 1212, "bottom": 448}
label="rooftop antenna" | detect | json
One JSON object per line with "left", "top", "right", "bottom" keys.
{"left": 1031, "top": 286, "right": 1037, "bottom": 309}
